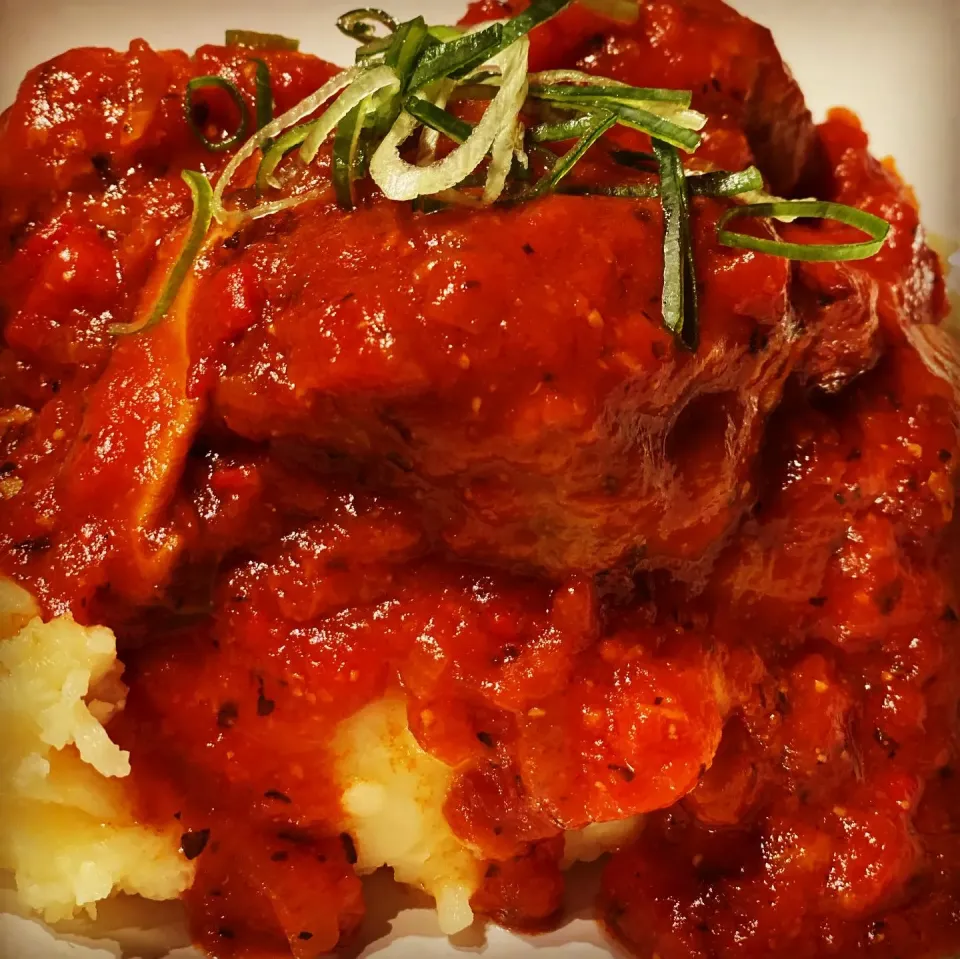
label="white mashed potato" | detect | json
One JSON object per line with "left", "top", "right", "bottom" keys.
{"left": 0, "top": 580, "right": 643, "bottom": 944}
{"left": 334, "top": 696, "right": 483, "bottom": 935}
{"left": 0, "top": 583, "right": 193, "bottom": 922}
{"left": 334, "top": 698, "right": 643, "bottom": 935}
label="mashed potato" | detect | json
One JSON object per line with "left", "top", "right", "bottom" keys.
{"left": 0, "top": 589, "right": 192, "bottom": 922}
{"left": 334, "top": 696, "right": 483, "bottom": 935}
{"left": 0, "top": 582, "right": 643, "bottom": 940}
{"left": 333, "top": 699, "right": 643, "bottom": 934}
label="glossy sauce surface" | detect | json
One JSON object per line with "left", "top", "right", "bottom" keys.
{"left": 0, "top": 2, "right": 958, "bottom": 958}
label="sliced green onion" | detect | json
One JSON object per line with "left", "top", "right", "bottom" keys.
{"left": 110, "top": 171, "right": 212, "bottom": 335}
{"left": 557, "top": 167, "right": 760, "bottom": 200}
{"left": 485, "top": 108, "right": 523, "bottom": 204}
{"left": 250, "top": 58, "right": 273, "bottom": 133}
{"left": 337, "top": 8, "right": 398, "bottom": 42}
{"left": 213, "top": 65, "right": 360, "bottom": 222}
{"left": 687, "top": 166, "right": 762, "bottom": 198}
{"left": 225, "top": 29, "right": 299, "bottom": 51}
{"left": 370, "top": 35, "right": 530, "bottom": 203}
{"left": 609, "top": 103, "right": 701, "bottom": 152}
{"left": 385, "top": 16, "right": 430, "bottom": 94}
{"left": 557, "top": 182, "right": 657, "bottom": 197}
{"left": 405, "top": 96, "right": 473, "bottom": 144}
{"left": 530, "top": 111, "right": 616, "bottom": 196}
{"left": 529, "top": 83, "right": 691, "bottom": 107}
{"left": 184, "top": 75, "right": 250, "bottom": 152}
{"left": 530, "top": 114, "right": 601, "bottom": 143}
{"left": 428, "top": 25, "right": 464, "bottom": 42}
{"left": 502, "top": 0, "right": 575, "bottom": 47}
{"left": 363, "top": 17, "right": 430, "bottom": 137}
{"left": 355, "top": 34, "right": 395, "bottom": 64}
{"left": 717, "top": 200, "right": 891, "bottom": 261}
{"left": 416, "top": 79, "right": 456, "bottom": 164}
{"left": 299, "top": 65, "right": 400, "bottom": 165}
{"left": 609, "top": 156, "right": 763, "bottom": 196}
{"left": 257, "top": 123, "right": 309, "bottom": 193}
{"left": 654, "top": 140, "right": 698, "bottom": 349}
{"left": 332, "top": 97, "right": 374, "bottom": 209}
{"left": 530, "top": 69, "right": 626, "bottom": 86}
{"left": 408, "top": 24, "right": 504, "bottom": 91}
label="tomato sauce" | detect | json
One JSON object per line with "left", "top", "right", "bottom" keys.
{"left": 0, "top": 2, "right": 958, "bottom": 958}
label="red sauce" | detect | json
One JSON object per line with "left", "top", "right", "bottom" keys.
{"left": 0, "top": 2, "right": 957, "bottom": 958}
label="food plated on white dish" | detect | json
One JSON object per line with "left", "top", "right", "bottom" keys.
{"left": 1, "top": 1, "right": 958, "bottom": 957}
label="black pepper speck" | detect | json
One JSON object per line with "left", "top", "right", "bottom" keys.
{"left": 180, "top": 829, "right": 210, "bottom": 861}
{"left": 216, "top": 702, "right": 239, "bottom": 728}
{"left": 340, "top": 832, "right": 358, "bottom": 865}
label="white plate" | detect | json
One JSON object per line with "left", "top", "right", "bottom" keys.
{"left": 0, "top": 1, "right": 956, "bottom": 957}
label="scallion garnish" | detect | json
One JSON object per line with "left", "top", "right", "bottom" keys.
{"left": 501, "top": 0, "right": 575, "bottom": 47}
{"left": 427, "top": 25, "right": 464, "bottom": 42}
{"left": 184, "top": 76, "right": 250, "bottom": 152}
{"left": 299, "top": 64, "right": 400, "bottom": 165}
{"left": 250, "top": 58, "right": 274, "bottom": 134}
{"left": 408, "top": 24, "right": 504, "bottom": 91}
{"left": 337, "top": 8, "right": 398, "bottom": 42}
{"left": 225, "top": 29, "right": 300, "bottom": 51}
{"left": 687, "top": 166, "right": 763, "bottom": 197}
{"left": 257, "top": 123, "right": 310, "bottom": 194}
{"left": 555, "top": 166, "right": 763, "bottom": 200}
{"left": 369, "top": 33, "right": 530, "bottom": 203}
{"left": 332, "top": 98, "right": 374, "bottom": 209}
{"left": 256, "top": 65, "right": 397, "bottom": 191}
{"left": 405, "top": 96, "right": 473, "bottom": 144}
{"left": 384, "top": 16, "right": 430, "bottom": 94}
{"left": 364, "top": 16, "right": 431, "bottom": 137}
{"left": 529, "top": 83, "right": 691, "bottom": 107}
{"left": 530, "top": 115, "right": 602, "bottom": 143}
{"left": 355, "top": 34, "right": 396, "bottom": 64}
{"left": 654, "top": 140, "right": 698, "bottom": 350}
{"left": 607, "top": 103, "right": 702, "bottom": 152}
{"left": 109, "top": 171, "right": 213, "bottom": 335}
{"left": 154, "top": 4, "right": 890, "bottom": 350}
{"left": 717, "top": 200, "right": 892, "bottom": 261}
{"left": 557, "top": 182, "right": 658, "bottom": 198}
{"left": 530, "top": 111, "right": 616, "bottom": 196}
